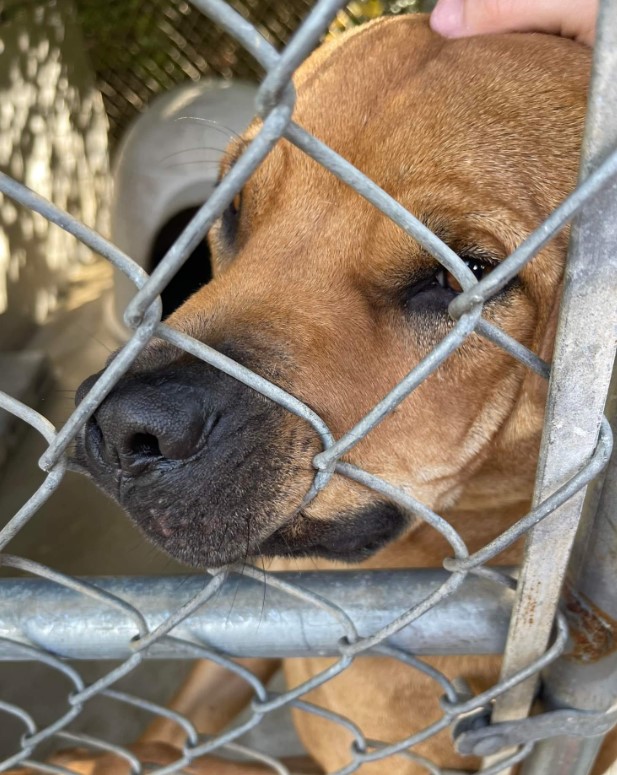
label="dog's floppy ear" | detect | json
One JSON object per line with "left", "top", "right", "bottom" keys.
{"left": 537, "top": 279, "right": 563, "bottom": 365}
{"left": 526, "top": 276, "right": 563, "bottom": 409}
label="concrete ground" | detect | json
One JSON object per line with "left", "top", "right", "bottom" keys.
{"left": 0, "top": 260, "right": 302, "bottom": 766}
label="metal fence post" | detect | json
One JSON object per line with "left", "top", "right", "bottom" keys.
{"left": 488, "top": 0, "right": 617, "bottom": 771}
{"left": 520, "top": 371, "right": 617, "bottom": 774}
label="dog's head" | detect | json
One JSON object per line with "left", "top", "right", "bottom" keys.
{"left": 76, "top": 17, "right": 590, "bottom": 567}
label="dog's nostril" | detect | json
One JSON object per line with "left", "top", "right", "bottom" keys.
{"left": 81, "top": 376, "right": 208, "bottom": 471}
{"left": 89, "top": 415, "right": 104, "bottom": 444}
{"left": 128, "top": 432, "right": 162, "bottom": 459}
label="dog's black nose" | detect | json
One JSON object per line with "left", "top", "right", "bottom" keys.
{"left": 82, "top": 376, "right": 206, "bottom": 473}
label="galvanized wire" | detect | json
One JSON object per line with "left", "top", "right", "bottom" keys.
{"left": 0, "top": 0, "right": 615, "bottom": 773}
{"left": 67, "top": 0, "right": 434, "bottom": 147}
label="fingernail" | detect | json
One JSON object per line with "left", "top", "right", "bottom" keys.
{"left": 430, "top": 0, "right": 464, "bottom": 37}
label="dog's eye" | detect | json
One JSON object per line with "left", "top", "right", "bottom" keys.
{"left": 403, "top": 253, "right": 495, "bottom": 315}
{"left": 221, "top": 191, "right": 242, "bottom": 243}
{"left": 434, "top": 256, "right": 489, "bottom": 294}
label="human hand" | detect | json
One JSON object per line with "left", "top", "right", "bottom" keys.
{"left": 430, "top": 0, "right": 598, "bottom": 46}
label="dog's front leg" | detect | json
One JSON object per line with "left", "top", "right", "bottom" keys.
{"left": 2, "top": 659, "right": 283, "bottom": 775}
{"left": 140, "top": 657, "right": 281, "bottom": 747}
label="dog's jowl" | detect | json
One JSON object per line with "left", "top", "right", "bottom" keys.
{"left": 75, "top": 16, "right": 598, "bottom": 774}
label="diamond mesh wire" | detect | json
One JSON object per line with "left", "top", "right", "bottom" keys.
{"left": 72, "top": 0, "right": 435, "bottom": 148}
{"left": 0, "top": 0, "right": 616, "bottom": 773}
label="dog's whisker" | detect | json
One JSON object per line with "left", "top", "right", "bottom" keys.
{"left": 159, "top": 146, "right": 228, "bottom": 163}
{"left": 82, "top": 331, "right": 115, "bottom": 355}
{"left": 225, "top": 560, "right": 246, "bottom": 626}
{"left": 257, "top": 555, "right": 268, "bottom": 629}
{"left": 176, "top": 116, "right": 248, "bottom": 147}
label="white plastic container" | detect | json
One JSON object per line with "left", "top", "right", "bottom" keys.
{"left": 108, "top": 79, "right": 257, "bottom": 339}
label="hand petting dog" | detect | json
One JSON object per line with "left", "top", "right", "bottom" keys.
{"left": 431, "top": 0, "right": 598, "bottom": 46}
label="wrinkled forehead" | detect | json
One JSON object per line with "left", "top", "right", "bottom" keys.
{"left": 230, "top": 16, "right": 588, "bottom": 197}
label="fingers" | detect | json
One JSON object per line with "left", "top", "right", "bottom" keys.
{"left": 430, "top": 0, "right": 598, "bottom": 46}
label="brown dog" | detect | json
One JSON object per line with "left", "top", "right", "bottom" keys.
{"left": 56, "top": 13, "right": 606, "bottom": 775}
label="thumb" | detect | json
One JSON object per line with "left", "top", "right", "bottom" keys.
{"left": 430, "top": 0, "right": 597, "bottom": 46}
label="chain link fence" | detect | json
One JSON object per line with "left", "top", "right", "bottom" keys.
{"left": 1, "top": 0, "right": 617, "bottom": 774}
{"left": 4, "top": 0, "right": 433, "bottom": 150}
{"left": 70, "top": 0, "right": 433, "bottom": 147}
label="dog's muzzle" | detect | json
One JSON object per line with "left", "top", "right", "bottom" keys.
{"left": 74, "top": 354, "right": 408, "bottom": 568}
{"left": 74, "top": 356, "right": 312, "bottom": 567}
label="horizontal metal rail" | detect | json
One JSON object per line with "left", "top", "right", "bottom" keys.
{"left": 0, "top": 570, "right": 515, "bottom": 660}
